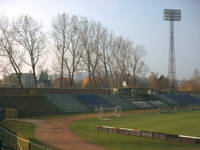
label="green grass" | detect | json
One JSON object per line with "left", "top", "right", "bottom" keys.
{"left": 0, "top": 120, "right": 36, "bottom": 139}
{"left": 70, "top": 110, "right": 200, "bottom": 150}
{"left": 0, "top": 120, "right": 46, "bottom": 147}
{"left": 0, "top": 120, "right": 62, "bottom": 150}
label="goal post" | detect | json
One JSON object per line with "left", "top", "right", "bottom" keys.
{"left": 97, "top": 106, "right": 121, "bottom": 120}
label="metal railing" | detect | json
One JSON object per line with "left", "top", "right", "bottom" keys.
{"left": 0, "top": 126, "right": 60, "bottom": 150}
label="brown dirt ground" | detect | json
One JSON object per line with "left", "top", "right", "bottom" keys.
{"left": 22, "top": 110, "right": 158, "bottom": 150}
{"left": 24, "top": 114, "right": 107, "bottom": 150}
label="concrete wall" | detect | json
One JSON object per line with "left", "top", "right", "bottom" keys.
{"left": 0, "top": 88, "right": 111, "bottom": 96}
{"left": 97, "top": 126, "right": 200, "bottom": 144}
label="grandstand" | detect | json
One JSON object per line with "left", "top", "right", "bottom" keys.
{"left": 140, "top": 95, "right": 169, "bottom": 108}
{"left": 142, "top": 95, "right": 160, "bottom": 101}
{"left": 117, "top": 88, "right": 170, "bottom": 108}
{"left": 45, "top": 94, "right": 90, "bottom": 113}
{"left": 125, "top": 96, "right": 143, "bottom": 101}
{"left": 156, "top": 94, "right": 177, "bottom": 106}
{"left": 75, "top": 94, "right": 113, "bottom": 109}
{"left": 130, "top": 101, "right": 154, "bottom": 109}
{"left": 0, "top": 88, "right": 200, "bottom": 118}
{"left": 193, "top": 94, "right": 200, "bottom": 100}
{"left": 98, "top": 94, "right": 136, "bottom": 110}
{"left": 164, "top": 94, "right": 200, "bottom": 106}
{"left": 0, "top": 96, "right": 61, "bottom": 117}
{"left": 147, "top": 100, "right": 168, "bottom": 108}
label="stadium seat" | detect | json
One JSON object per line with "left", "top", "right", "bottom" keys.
{"left": 45, "top": 94, "right": 90, "bottom": 113}
{"left": 131, "top": 101, "right": 154, "bottom": 109}
{"left": 75, "top": 94, "right": 113, "bottom": 109}
{"left": 164, "top": 94, "right": 200, "bottom": 106}
{"left": 148, "top": 100, "right": 169, "bottom": 108}
{"left": 0, "top": 96, "right": 62, "bottom": 117}
{"left": 98, "top": 94, "right": 136, "bottom": 110}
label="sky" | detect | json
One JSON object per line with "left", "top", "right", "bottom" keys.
{"left": 0, "top": 0, "right": 199, "bottom": 80}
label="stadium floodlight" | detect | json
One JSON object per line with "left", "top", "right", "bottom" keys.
{"left": 163, "top": 9, "right": 181, "bottom": 92}
{"left": 164, "top": 9, "right": 181, "bottom": 21}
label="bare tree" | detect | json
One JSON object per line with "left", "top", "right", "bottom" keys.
{"left": 98, "top": 27, "right": 112, "bottom": 88}
{"left": 51, "top": 13, "right": 70, "bottom": 88}
{"left": 79, "top": 18, "right": 100, "bottom": 88}
{"left": 148, "top": 72, "right": 160, "bottom": 89}
{"left": 90, "top": 22, "right": 102, "bottom": 87}
{"left": 64, "top": 15, "right": 83, "bottom": 87}
{"left": 0, "top": 16, "right": 24, "bottom": 87}
{"left": 106, "top": 36, "right": 147, "bottom": 88}
{"left": 110, "top": 36, "right": 132, "bottom": 87}
{"left": 106, "top": 33, "right": 118, "bottom": 87}
{"left": 49, "top": 13, "right": 147, "bottom": 89}
{"left": 130, "top": 45, "right": 147, "bottom": 87}
{"left": 13, "top": 15, "right": 45, "bottom": 87}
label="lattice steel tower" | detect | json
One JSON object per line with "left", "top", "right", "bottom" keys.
{"left": 164, "top": 9, "right": 181, "bottom": 92}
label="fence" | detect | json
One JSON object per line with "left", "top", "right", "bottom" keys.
{"left": 97, "top": 126, "right": 200, "bottom": 144}
{"left": 0, "top": 126, "right": 60, "bottom": 150}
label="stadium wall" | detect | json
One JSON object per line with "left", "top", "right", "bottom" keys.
{"left": 0, "top": 88, "right": 111, "bottom": 96}
{"left": 97, "top": 126, "right": 200, "bottom": 144}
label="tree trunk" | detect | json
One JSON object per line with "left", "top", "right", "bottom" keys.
{"left": 32, "top": 65, "right": 37, "bottom": 87}
{"left": 60, "top": 55, "right": 64, "bottom": 88}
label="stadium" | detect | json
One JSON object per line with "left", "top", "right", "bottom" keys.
{"left": 0, "top": 0, "right": 200, "bottom": 150}
{"left": 0, "top": 88, "right": 200, "bottom": 150}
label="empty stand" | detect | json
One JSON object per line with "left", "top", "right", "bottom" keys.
{"left": 126, "top": 97, "right": 143, "bottom": 101}
{"left": 164, "top": 94, "right": 200, "bottom": 105}
{"left": 0, "top": 92, "right": 177, "bottom": 118}
{"left": 119, "top": 91, "right": 169, "bottom": 108}
{"left": 46, "top": 94, "right": 90, "bottom": 113}
{"left": 157, "top": 94, "right": 177, "bottom": 106}
{"left": 148, "top": 100, "right": 168, "bottom": 107}
{"left": 0, "top": 96, "right": 62, "bottom": 117}
{"left": 193, "top": 94, "right": 200, "bottom": 100}
{"left": 131, "top": 101, "right": 154, "bottom": 109}
{"left": 75, "top": 94, "right": 113, "bottom": 109}
{"left": 142, "top": 95, "right": 160, "bottom": 101}
{"left": 98, "top": 94, "right": 136, "bottom": 110}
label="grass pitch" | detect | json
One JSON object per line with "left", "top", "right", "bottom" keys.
{"left": 0, "top": 120, "right": 47, "bottom": 146}
{"left": 70, "top": 110, "right": 200, "bottom": 150}
{"left": 0, "top": 120, "right": 36, "bottom": 139}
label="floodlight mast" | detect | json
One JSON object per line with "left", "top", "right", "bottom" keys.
{"left": 163, "top": 9, "right": 181, "bottom": 92}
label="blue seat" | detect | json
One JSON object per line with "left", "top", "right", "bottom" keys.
{"left": 76, "top": 94, "right": 113, "bottom": 108}
{"left": 165, "top": 94, "right": 200, "bottom": 105}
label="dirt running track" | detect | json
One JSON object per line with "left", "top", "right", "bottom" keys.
{"left": 24, "top": 114, "right": 107, "bottom": 150}
{"left": 22, "top": 110, "right": 157, "bottom": 150}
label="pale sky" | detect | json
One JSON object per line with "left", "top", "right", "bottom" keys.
{"left": 0, "top": 0, "right": 199, "bottom": 79}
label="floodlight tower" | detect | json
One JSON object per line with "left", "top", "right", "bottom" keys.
{"left": 163, "top": 9, "right": 181, "bottom": 92}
